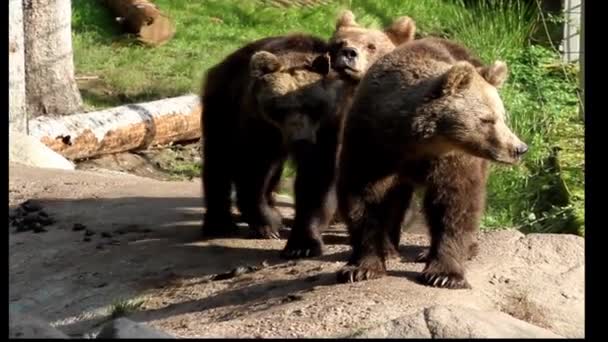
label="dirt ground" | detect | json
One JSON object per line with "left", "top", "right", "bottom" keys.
{"left": 8, "top": 162, "right": 583, "bottom": 338}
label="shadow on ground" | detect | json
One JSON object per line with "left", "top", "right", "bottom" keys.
{"left": 9, "top": 194, "right": 428, "bottom": 336}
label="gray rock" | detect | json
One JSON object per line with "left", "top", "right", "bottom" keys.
{"left": 9, "top": 130, "right": 74, "bottom": 170}
{"left": 96, "top": 318, "right": 174, "bottom": 339}
{"left": 9, "top": 311, "right": 69, "bottom": 338}
{"left": 353, "top": 305, "right": 563, "bottom": 338}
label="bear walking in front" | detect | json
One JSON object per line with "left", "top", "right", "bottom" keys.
{"left": 201, "top": 33, "right": 356, "bottom": 257}
{"left": 336, "top": 38, "right": 528, "bottom": 289}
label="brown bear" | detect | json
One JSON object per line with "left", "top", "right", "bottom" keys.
{"left": 335, "top": 38, "right": 528, "bottom": 289}
{"left": 328, "top": 11, "right": 485, "bottom": 260}
{"left": 328, "top": 10, "right": 416, "bottom": 83}
{"left": 326, "top": 10, "right": 417, "bottom": 232}
{"left": 201, "top": 34, "right": 351, "bottom": 258}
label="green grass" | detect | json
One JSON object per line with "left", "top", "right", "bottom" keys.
{"left": 108, "top": 297, "right": 145, "bottom": 319}
{"left": 72, "top": 0, "right": 583, "bottom": 234}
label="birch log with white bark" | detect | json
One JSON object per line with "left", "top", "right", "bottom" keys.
{"left": 28, "top": 95, "right": 203, "bottom": 160}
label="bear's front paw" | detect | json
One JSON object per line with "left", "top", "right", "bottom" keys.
{"left": 248, "top": 224, "right": 281, "bottom": 239}
{"left": 417, "top": 258, "right": 471, "bottom": 289}
{"left": 336, "top": 257, "right": 386, "bottom": 283}
{"left": 280, "top": 236, "right": 323, "bottom": 259}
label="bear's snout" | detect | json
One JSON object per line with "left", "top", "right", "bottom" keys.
{"left": 514, "top": 143, "right": 528, "bottom": 156}
{"left": 334, "top": 46, "right": 360, "bottom": 74}
{"left": 341, "top": 47, "right": 359, "bottom": 60}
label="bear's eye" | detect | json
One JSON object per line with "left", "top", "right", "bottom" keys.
{"left": 367, "top": 43, "right": 377, "bottom": 51}
{"left": 480, "top": 117, "right": 496, "bottom": 124}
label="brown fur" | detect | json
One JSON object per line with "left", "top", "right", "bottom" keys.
{"left": 326, "top": 12, "right": 481, "bottom": 248}
{"left": 201, "top": 34, "right": 328, "bottom": 237}
{"left": 336, "top": 39, "right": 528, "bottom": 288}
{"left": 329, "top": 10, "right": 416, "bottom": 82}
{"left": 201, "top": 34, "right": 348, "bottom": 252}
{"left": 327, "top": 11, "right": 419, "bottom": 232}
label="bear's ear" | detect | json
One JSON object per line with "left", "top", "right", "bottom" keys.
{"left": 250, "top": 51, "right": 283, "bottom": 78}
{"left": 477, "top": 61, "right": 508, "bottom": 88}
{"left": 436, "top": 61, "right": 476, "bottom": 97}
{"left": 385, "top": 16, "right": 416, "bottom": 45}
{"left": 310, "top": 54, "right": 331, "bottom": 75}
{"left": 336, "top": 10, "right": 358, "bottom": 30}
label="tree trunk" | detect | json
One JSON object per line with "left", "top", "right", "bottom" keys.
{"left": 579, "top": 0, "right": 584, "bottom": 122}
{"left": 28, "top": 95, "right": 202, "bottom": 161}
{"left": 9, "top": 0, "right": 27, "bottom": 133}
{"left": 24, "top": 0, "right": 82, "bottom": 118}
{"left": 104, "top": 0, "right": 175, "bottom": 46}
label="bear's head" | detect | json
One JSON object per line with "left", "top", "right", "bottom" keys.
{"left": 249, "top": 50, "right": 344, "bottom": 146}
{"left": 416, "top": 60, "right": 528, "bottom": 165}
{"left": 329, "top": 10, "right": 416, "bottom": 81}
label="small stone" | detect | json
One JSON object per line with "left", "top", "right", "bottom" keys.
{"left": 284, "top": 294, "right": 303, "bottom": 303}
{"left": 37, "top": 215, "right": 55, "bottom": 226}
{"left": 73, "top": 223, "right": 86, "bottom": 231}
{"left": 32, "top": 223, "right": 46, "bottom": 233}
{"left": 21, "top": 200, "right": 42, "bottom": 212}
{"left": 22, "top": 213, "right": 39, "bottom": 224}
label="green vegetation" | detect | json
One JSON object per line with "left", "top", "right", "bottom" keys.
{"left": 72, "top": 0, "right": 583, "bottom": 234}
{"left": 109, "top": 297, "right": 145, "bottom": 318}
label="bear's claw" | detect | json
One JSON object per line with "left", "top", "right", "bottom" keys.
{"left": 418, "top": 271, "right": 471, "bottom": 289}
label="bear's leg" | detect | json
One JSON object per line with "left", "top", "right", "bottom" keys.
{"left": 235, "top": 157, "right": 284, "bottom": 240}
{"left": 385, "top": 183, "right": 414, "bottom": 260}
{"left": 281, "top": 142, "right": 337, "bottom": 259}
{"left": 234, "top": 126, "right": 286, "bottom": 239}
{"left": 336, "top": 179, "right": 411, "bottom": 283}
{"left": 266, "top": 160, "right": 284, "bottom": 207}
{"left": 201, "top": 132, "right": 238, "bottom": 238}
{"left": 417, "top": 158, "right": 486, "bottom": 289}
{"left": 415, "top": 241, "right": 479, "bottom": 263}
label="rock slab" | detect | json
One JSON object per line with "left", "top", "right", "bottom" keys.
{"left": 9, "top": 311, "right": 69, "bottom": 338}
{"left": 96, "top": 318, "right": 175, "bottom": 339}
{"left": 353, "top": 305, "right": 563, "bottom": 338}
{"left": 9, "top": 130, "right": 75, "bottom": 170}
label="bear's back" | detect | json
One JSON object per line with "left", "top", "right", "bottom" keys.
{"left": 202, "top": 34, "right": 329, "bottom": 104}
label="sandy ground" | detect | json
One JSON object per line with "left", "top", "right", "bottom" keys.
{"left": 8, "top": 163, "right": 583, "bottom": 338}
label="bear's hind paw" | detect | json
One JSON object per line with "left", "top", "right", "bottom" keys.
{"left": 280, "top": 237, "right": 323, "bottom": 259}
{"left": 417, "top": 271, "right": 471, "bottom": 289}
{"left": 336, "top": 263, "right": 386, "bottom": 283}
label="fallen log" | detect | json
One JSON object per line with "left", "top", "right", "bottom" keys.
{"left": 28, "top": 95, "right": 202, "bottom": 161}
{"left": 104, "top": 0, "right": 175, "bottom": 46}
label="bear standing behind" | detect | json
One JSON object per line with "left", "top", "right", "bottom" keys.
{"left": 201, "top": 34, "right": 333, "bottom": 240}
{"left": 336, "top": 38, "right": 528, "bottom": 289}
